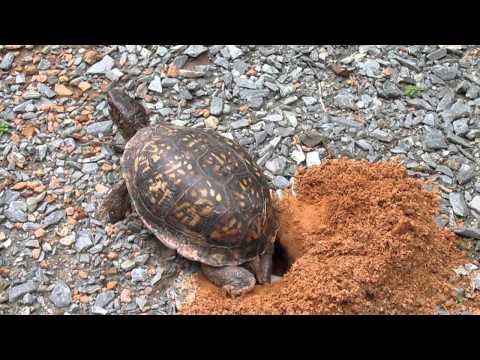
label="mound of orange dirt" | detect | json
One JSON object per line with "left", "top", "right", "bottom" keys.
{"left": 182, "top": 159, "right": 479, "bottom": 315}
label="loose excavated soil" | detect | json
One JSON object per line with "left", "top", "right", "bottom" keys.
{"left": 181, "top": 159, "right": 480, "bottom": 315}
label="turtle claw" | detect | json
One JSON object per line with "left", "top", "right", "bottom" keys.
{"left": 222, "top": 284, "right": 254, "bottom": 298}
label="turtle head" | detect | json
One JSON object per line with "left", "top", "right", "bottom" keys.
{"left": 107, "top": 88, "right": 149, "bottom": 141}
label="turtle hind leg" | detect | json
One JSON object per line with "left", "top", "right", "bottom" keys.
{"left": 245, "top": 240, "right": 274, "bottom": 284}
{"left": 98, "top": 179, "right": 131, "bottom": 223}
{"left": 201, "top": 264, "right": 256, "bottom": 298}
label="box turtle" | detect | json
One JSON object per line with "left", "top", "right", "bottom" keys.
{"left": 99, "top": 89, "right": 279, "bottom": 297}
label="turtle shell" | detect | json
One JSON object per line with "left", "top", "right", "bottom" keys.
{"left": 121, "top": 124, "right": 278, "bottom": 267}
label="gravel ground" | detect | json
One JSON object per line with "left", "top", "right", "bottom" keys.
{"left": 1, "top": 44, "right": 480, "bottom": 315}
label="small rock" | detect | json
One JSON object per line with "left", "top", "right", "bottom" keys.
{"left": 95, "top": 184, "right": 110, "bottom": 193}
{"left": 16, "top": 73, "right": 26, "bottom": 84}
{"left": 178, "top": 69, "right": 205, "bottom": 78}
{"left": 302, "top": 97, "right": 317, "bottom": 106}
{"left": 8, "top": 280, "right": 38, "bottom": 303}
{"left": 91, "top": 306, "right": 108, "bottom": 315}
{"left": 436, "top": 165, "right": 454, "bottom": 178}
{"left": 300, "top": 131, "right": 325, "bottom": 147}
{"left": 453, "top": 119, "right": 469, "bottom": 136}
{"left": 450, "top": 100, "right": 471, "bottom": 119}
{"left": 356, "top": 139, "right": 374, "bottom": 152}
{"left": 34, "top": 228, "right": 46, "bottom": 238}
{"left": 432, "top": 65, "right": 458, "bottom": 81}
{"left": 148, "top": 76, "right": 163, "bottom": 94}
{"left": 54, "top": 84, "right": 73, "bottom": 96}
{"left": 42, "top": 210, "right": 65, "bottom": 228}
{"left": 464, "top": 263, "right": 478, "bottom": 272}
{"left": 469, "top": 196, "right": 480, "bottom": 213}
{"left": 453, "top": 265, "right": 468, "bottom": 277}
{"left": 106, "top": 281, "right": 118, "bottom": 290}
{"left": 37, "top": 145, "right": 48, "bottom": 161}
{"left": 5, "top": 200, "right": 28, "bottom": 223}
{"left": 265, "top": 157, "right": 287, "bottom": 175}
{"left": 121, "top": 259, "right": 136, "bottom": 272}
{"left": 94, "top": 290, "right": 115, "bottom": 308}
{"left": 371, "top": 129, "right": 393, "bottom": 143}
{"left": 75, "top": 231, "right": 93, "bottom": 252}
{"left": 333, "top": 94, "right": 356, "bottom": 110}
{"left": 86, "top": 55, "right": 114, "bottom": 74}
{"left": 272, "top": 176, "right": 290, "bottom": 189}
{"left": 226, "top": 45, "right": 243, "bottom": 60}
{"left": 359, "top": 59, "right": 380, "bottom": 77}
{"left": 82, "top": 163, "right": 98, "bottom": 174}
{"left": 231, "top": 118, "right": 250, "bottom": 129}
{"left": 184, "top": 45, "right": 208, "bottom": 58}
{"left": 135, "top": 296, "right": 147, "bottom": 311}
{"left": 0, "top": 189, "right": 21, "bottom": 206}
{"left": 291, "top": 149, "right": 306, "bottom": 164}
{"left": 405, "top": 98, "right": 432, "bottom": 111}
{"left": 60, "top": 233, "right": 76, "bottom": 246}
{"left": 423, "top": 113, "right": 436, "bottom": 127}
{"left": 395, "top": 56, "right": 420, "bottom": 72}
{"left": 0, "top": 52, "right": 16, "bottom": 70}
{"left": 382, "top": 81, "right": 403, "bottom": 99}
{"left": 22, "top": 293, "right": 35, "bottom": 306}
{"left": 120, "top": 289, "right": 132, "bottom": 303}
{"left": 455, "top": 80, "right": 470, "bottom": 95}
{"left": 449, "top": 192, "right": 469, "bottom": 217}
{"left": 283, "top": 111, "right": 298, "bottom": 127}
{"left": 466, "top": 85, "right": 480, "bottom": 99}
{"left": 427, "top": 48, "right": 447, "bottom": 61}
{"left": 105, "top": 68, "right": 124, "bottom": 82}
{"left": 78, "top": 81, "right": 91, "bottom": 92}
{"left": 210, "top": 96, "right": 223, "bottom": 116}
{"left": 437, "top": 91, "right": 455, "bottom": 112}
{"left": 236, "top": 78, "right": 257, "bottom": 89}
{"left": 306, "top": 151, "right": 322, "bottom": 167}
{"left": 274, "top": 127, "right": 295, "bottom": 137}
{"left": 131, "top": 267, "right": 148, "bottom": 283}
{"left": 454, "top": 227, "right": 480, "bottom": 240}
{"left": 49, "top": 281, "right": 72, "bottom": 308}
{"left": 424, "top": 131, "right": 448, "bottom": 150}
{"left": 263, "top": 113, "right": 283, "bottom": 122}
{"left": 84, "top": 49, "right": 98, "bottom": 64}
{"left": 254, "top": 131, "right": 267, "bottom": 145}
{"left": 262, "top": 64, "right": 279, "bottom": 75}
{"left": 446, "top": 133, "right": 472, "bottom": 148}
{"left": 13, "top": 100, "right": 34, "bottom": 113}
{"left": 162, "top": 78, "right": 179, "bottom": 88}
{"left": 204, "top": 116, "right": 219, "bottom": 129}
{"left": 85, "top": 121, "right": 113, "bottom": 136}
{"left": 0, "top": 238, "right": 12, "bottom": 250}
{"left": 330, "top": 117, "right": 363, "bottom": 129}
{"left": 457, "top": 164, "right": 474, "bottom": 185}
{"left": 37, "top": 83, "right": 56, "bottom": 98}
{"left": 475, "top": 275, "right": 480, "bottom": 291}
{"left": 22, "top": 90, "right": 41, "bottom": 99}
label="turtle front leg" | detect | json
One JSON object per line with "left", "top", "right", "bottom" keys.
{"left": 201, "top": 264, "right": 256, "bottom": 298}
{"left": 98, "top": 179, "right": 131, "bottom": 223}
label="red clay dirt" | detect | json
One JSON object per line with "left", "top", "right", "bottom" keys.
{"left": 181, "top": 159, "right": 480, "bottom": 315}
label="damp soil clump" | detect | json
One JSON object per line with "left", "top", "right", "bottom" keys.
{"left": 182, "top": 159, "right": 479, "bottom": 315}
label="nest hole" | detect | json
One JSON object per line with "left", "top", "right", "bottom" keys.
{"left": 272, "top": 240, "right": 292, "bottom": 277}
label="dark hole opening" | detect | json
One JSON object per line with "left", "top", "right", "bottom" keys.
{"left": 272, "top": 240, "right": 292, "bottom": 277}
